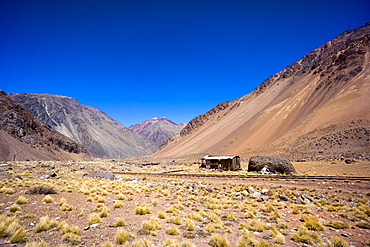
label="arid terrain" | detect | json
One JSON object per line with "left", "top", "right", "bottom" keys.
{"left": 0, "top": 160, "right": 369, "bottom": 246}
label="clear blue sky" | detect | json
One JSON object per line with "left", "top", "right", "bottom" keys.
{"left": 1, "top": 0, "right": 369, "bottom": 127}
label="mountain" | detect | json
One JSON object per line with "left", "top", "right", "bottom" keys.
{"left": 154, "top": 23, "right": 370, "bottom": 161}
{"left": 0, "top": 91, "right": 90, "bottom": 161}
{"left": 11, "top": 93, "right": 156, "bottom": 159}
{"left": 128, "top": 117, "right": 186, "bottom": 148}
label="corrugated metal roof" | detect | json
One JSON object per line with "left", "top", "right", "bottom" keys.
{"left": 202, "top": 155, "right": 239, "bottom": 160}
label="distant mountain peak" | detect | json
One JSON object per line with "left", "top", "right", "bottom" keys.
{"left": 129, "top": 117, "right": 187, "bottom": 148}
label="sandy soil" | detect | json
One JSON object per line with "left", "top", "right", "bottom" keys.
{"left": 0, "top": 160, "right": 369, "bottom": 246}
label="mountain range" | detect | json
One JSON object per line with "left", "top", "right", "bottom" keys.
{"left": 154, "top": 23, "right": 370, "bottom": 161}
{"left": 129, "top": 117, "right": 186, "bottom": 148}
{"left": 10, "top": 93, "right": 157, "bottom": 159}
{"left": 1, "top": 23, "right": 369, "bottom": 161}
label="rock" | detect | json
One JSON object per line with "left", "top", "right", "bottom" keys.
{"left": 261, "top": 196, "right": 269, "bottom": 201}
{"left": 279, "top": 193, "right": 289, "bottom": 201}
{"left": 294, "top": 197, "right": 303, "bottom": 204}
{"left": 206, "top": 187, "right": 213, "bottom": 192}
{"left": 301, "top": 193, "right": 315, "bottom": 202}
{"left": 40, "top": 173, "right": 57, "bottom": 179}
{"left": 247, "top": 186, "right": 256, "bottom": 193}
{"left": 248, "top": 155, "right": 296, "bottom": 174}
{"left": 341, "top": 233, "right": 350, "bottom": 237}
{"left": 345, "top": 158, "right": 356, "bottom": 164}
{"left": 261, "top": 188, "right": 269, "bottom": 194}
{"left": 252, "top": 192, "right": 261, "bottom": 198}
{"left": 85, "top": 172, "right": 115, "bottom": 180}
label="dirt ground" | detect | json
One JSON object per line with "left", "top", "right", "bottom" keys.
{"left": 0, "top": 160, "right": 369, "bottom": 246}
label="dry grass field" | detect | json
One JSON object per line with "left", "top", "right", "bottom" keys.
{"left": 0, "top": 160, "right": 369, "bottom": 246}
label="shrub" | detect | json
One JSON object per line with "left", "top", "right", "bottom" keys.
{"left": 35, "top": 216, "right": 58, "bottom": 232}
{"left": 142, "top": 217, "right": 162, "bottom": 231}
{"left": 324, "top": 220, "right": 350, "bottom": 229}
{"left": 165, "top": 206, "right": 180, "bottom": 215}
{"left": 185, "top": 219, "right": 195, "bottom": 231}
{"left": 157, "top": 211, "right": 166, "bottom": 219}
{"left": 102, "top": 242, "right": 115, "bottom": 247}
{"left": 328, "top": 236, "right": 349, "bottom": 247}
{"left": 116, "top": 229, "right": 135, "bottom": 244}
{"left": 271, "top": 225, "right": 285, "bottom": 244}
{"left": 99, "top": 207, "right": 109, "bottom": 218}
{"left": 246, "top": 219, "right": 266, "bottom": 232}
{"left": 181, "top": 240, "right": 195, "bottom": 247}
{"left": 26, "top": 186, "right": 57, "bottom": 194}
{"left": 163, "top": 238, "right": 178, "bottom": 247}
{"left": 355, "top": 222, "right": 370, "bottom": 229}
{"left": 222, "top": 212, "right": 237, "bottom": 221}
{"left": 113, "top": 201, "right": 124, "bottom": 208}
{"left": 62, "top": 232, "right": 81, "bottom": 245}
{"left": 113, "top": 217, "right": 127, "bottom": 227}
{"left": 0, "top": 187, "right": 15, "bottom": 194}
{"left": 15, "top": 196, "right": 28, "bottom": 205}
{"left": 291, "top": 204, "right": 300, "bottom": 214}
{"left": 185, "top": 213, "right": 203, "bottom": 221}
{"left": 88, "top": 213, "right": 102, "bottom": 225}
{"left": 9, "top": 204, "right": 21, "bottom": 213}
{"left": 166, "top": 226, "right": 179, "bottom": 235}
{"left": 166, "top": 216, "right": 182, "bottom": 225}
{"left": 208, "top": 234, "right": 230, "bottom": 247}
{"left": 42, "top": 195, "right": 54, "bottom": 203}
{"left": 9, "top": 226, "right": 26, "bottom": 243}
{"left": 117, "top": 194, "right": 126, "bottom": 200}
{"left": 60, "top": 203, "right": 73, "bottom": 211}
{"left": 59, "top": 197, "right": 67, "bottom": 206}
{"left": 25, "top": 240, "right": 49, "bottom": 247}
{"left": 135, "top": 205, "right": 152, "bottom": 215}
{"left": 299, "top": 215, "right": 325, "bottom": 231}
{"left": 131, "top": 239, "right": 153, "bottom": 247}
{"left": 0, "top": 214, "right": 21, "bottom": 237}
{"left": 291, "top": 225, "right": 322, "bottom": 245}
{"left": 206, "top": 223, "right": 215, "bottom": 233}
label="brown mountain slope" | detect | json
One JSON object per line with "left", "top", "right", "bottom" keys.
{"left": 155, "top": 23, "right": 370, "bottom": 160}
{"left": 10, "top": 93, "right": 156, "bottom": 158}
{"left": 0, "top": 91, "right": 90, "bottom": 161}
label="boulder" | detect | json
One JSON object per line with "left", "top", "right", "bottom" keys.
{"left": 248, "top": 155, "right": 296, "bottom": 174}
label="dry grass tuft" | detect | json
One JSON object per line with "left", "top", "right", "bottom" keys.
{"left": 42, "top": 195, "right": 54, "bottom": 203}
{"left": 166, "top": 226, "right": 180, "bottom": 235}
{"left": 15, "top": 196, "right": 28, "bottom": 205}
{"left": 291, "top": 225, "right": 322, "bottom": 245}
{"left": 208, "top": 234, "right": 230, "bottom": 247}
{"left": 35, "top": 216, "right": 58, "bottom": 233}
{"left": 327, "top": 236, "right": 350, "bottom": 247}
{"left": 9, "top": 226, "right": 27, "bottom": 243}
{"left": 113, "top": 217, "right": 127, "bottom": 227}
{"left": 88, "top": 213, "right": 102, "bottom": 225}
{"left": 115, "top": 229, "right": 135, "bottom": 244}
{"left": 299, "top": 215, "right": 325, "bottom": 231}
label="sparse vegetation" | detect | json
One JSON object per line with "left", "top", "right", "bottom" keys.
{"left": 0, "top": 159, "right": 368, "bottom": 246}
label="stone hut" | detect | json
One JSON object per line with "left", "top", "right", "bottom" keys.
{"left": 201, "top": 155, "right": 241, "bottom": 171}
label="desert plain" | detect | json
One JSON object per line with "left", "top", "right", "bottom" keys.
{"left": 0, "top": 159, "right": 369, "bottom": 247}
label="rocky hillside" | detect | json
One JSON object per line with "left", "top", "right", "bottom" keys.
{"left": 129, "top": 117, "right": 186, "bottom": 148}
{"left": 0, "top": 91, "right": 90, "bottom": 161}
{"left": 155, "top": 23, "right": 370, "bottom": 161}
{"left": 11, "top": 93, "right": 156, "bottom": 158}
